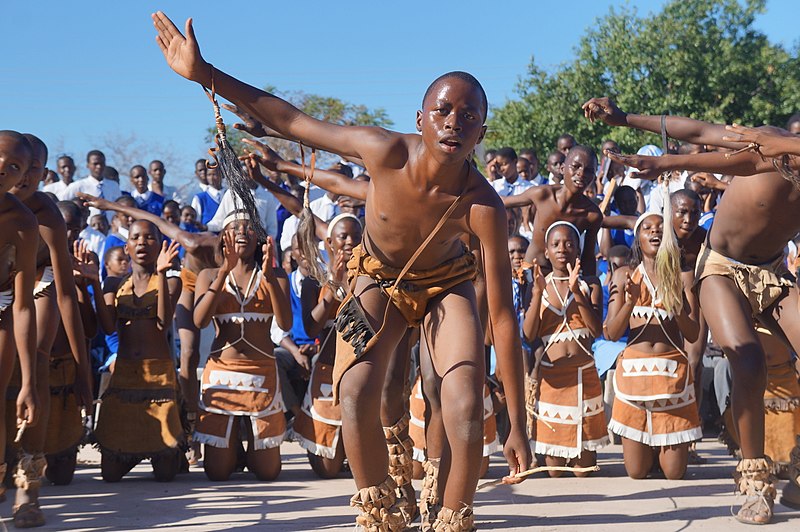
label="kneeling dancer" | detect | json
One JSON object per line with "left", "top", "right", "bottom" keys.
{"left": 524, "top": 222, "right": 608, "bottom": 474}
{"left": 93, "top": 221, "right": 183, "bottom": 482}
{"left": 192, "top": 212, "right": 292, "bottom": 481}
{"left": 605, "top": 212, "right": 701, "bottom": 480}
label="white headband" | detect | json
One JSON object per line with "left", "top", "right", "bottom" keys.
{"left": 222, "top": 211, "right": 250, "bottom": 229}
{"left": 545, "top": 221, "right": 581, "bottom": 250}
{"left": 326, "top": 213, "right": 362, "bottom": 239}
{"left": 633, "top": 212, "right": 663, "bottom": 234}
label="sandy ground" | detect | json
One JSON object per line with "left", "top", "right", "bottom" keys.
{"left": 0, "top": 438, "right": 798, "bottom": 531}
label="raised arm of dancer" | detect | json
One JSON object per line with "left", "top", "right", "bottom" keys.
{"left": 155, "top": 241, "right": 180, "bottom": 330}
{"left": 153, "top": 13, "right": 398, "bottom": 162}
{"left": 501, "top": 186, "right": 538, "bottom": 208}
{"left": 723, "top": 124, "right": 800, "bottom": 158}
{"left": 674, "top": 277, "right": 700, "bottom": 343}
{"left": 601, "top": 214, "right": 637, "bottom": 230}
{"left": 72, "top": 242, "right": 100, "bottom": 340}
{"left": 522, "top": 261, "right": 545, "bottom": 342}
{"left": 582, "top": 97, "right": 739, "bottom": 149}
{"left": 581, "top": 219, "right": 601, "bottom": 277}
{"left": 239, "top": 153, "right": 330, "bottom": 241}
{"left": 78, "top": 193, "right": 217, "bottom": 253}
{"left": 569, "top": 261, "right": 603, "bottom": 338}
{"left": 243, "top": 139, "right": 368, "bottom": 201}
{"left": 604, "top": 266, "right": 638, "bottom": 341}
{"left": 193, "top": 233, "right": 235, "bottom": 329}
{"left": 263, "top": 239, "right": 292, "bottom": 331}
{"left": 222, "top": 103, "right": 367, "bottom": 168}
{"left": 606, "top": 150, "right": 775, "bottom": 181}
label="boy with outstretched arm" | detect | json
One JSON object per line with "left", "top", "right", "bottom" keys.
{"left": 502, "top": 146, "right": 603, "bottom": 276}
{"left": 152, "top": 12, "right": 530, "bottom": 530}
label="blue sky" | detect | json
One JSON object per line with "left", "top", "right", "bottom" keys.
{"left": 2, "top": 0, "right": 796, "bottom": 188}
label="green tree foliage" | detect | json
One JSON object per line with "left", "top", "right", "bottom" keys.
{"left": 487, "top": 0, "right": 800, "bottom": 157}
{"left": 206, "top": 86, "right": 393, "bottom": 163}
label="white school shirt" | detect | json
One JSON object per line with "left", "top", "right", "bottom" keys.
{"left": 492, "top": 176, "right": 533, "bottom": 197}
{"left": 60, "top": 176, "right": 122, "bottom": 219}
{"left": 205, "top": 187, "right": 279, "bottom": 240}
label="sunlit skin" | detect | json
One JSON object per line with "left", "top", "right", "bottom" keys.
{"left": 151, "top": 14, "right": 531, "bottom": 514}
{"left": 503, "top": 149, "right": 603, "bottom": 276}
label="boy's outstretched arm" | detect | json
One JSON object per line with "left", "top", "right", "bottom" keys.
{"left": 582, "top": 97, "right": 741, "bottom": 149}
{"left": 606, "top": 150, "right": 775, "bottom": 180}
{"left": 243, "top": 139, "right": 368, "bottom": 201}
{"left": 221, "top": 103, "right": 368, "bottom": 168}
{"left": 472, "top": 197, "right": 532, "bottom": 481}
{"left": 152, "top": 13, "right": 393, "bottom": 162}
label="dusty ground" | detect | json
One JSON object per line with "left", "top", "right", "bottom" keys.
{"left": 1, "top": 439, "right": 798, "bottom": 531}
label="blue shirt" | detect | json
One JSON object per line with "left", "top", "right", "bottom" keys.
{"left": 133, "top": 191, "right": 165, "bottom": 216}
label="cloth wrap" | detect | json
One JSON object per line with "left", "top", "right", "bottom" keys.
{"left": 290, "top": 361, "right": 341, "bottom": 458}
{"left": 44, "top": 352, "right": 84, "bottom": 456}
{"left": 408, "top": 375, "right": 498, "bottom": 461}
{"left": 195, "top": 356, "right": 286, "bottom": 450}
{"left": 695, "top": 244, "right": 794, "bottom": 315}
{"left": 533, "top": 358, "right": 609, "bottom": 459}
{"left": 94, "top": 357, "right": 183, "bottom": 459}
{"left": 180, "top": 268, "right": 198, "bottom": 294}
{"left": 333, "top": 244, "right": 477, "bottom": 403}
{"left": 609, "top": 346, "right": 702, "bottom": 446}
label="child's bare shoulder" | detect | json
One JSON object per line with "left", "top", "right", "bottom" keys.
{"left": 610, "top": 264, "right": 632, "bottom": 284}
{"left": 363, "top": 130, "right": 417, "bottom": 171}
{"left": 28, "top": 191, "right": 63, "bottom": 226}
{"left": 530, "top": 184, "right": 557, "bottom": 204}
{"left": 0, "top": 193, "right": 38, "bottom": 232}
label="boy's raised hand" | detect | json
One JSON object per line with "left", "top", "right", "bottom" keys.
{"left": 582, "top": 97, "right": 627, "bottom": 126}
{"left": 723, "top": 124, "right": 799, "bottom": 158}
{"left": 606, "top": 151, "right": 660, "bottom": 180}
{"left": 77, "top": 192, "right": 115, "bottom": 212}
{"left": 152, "top": 12, "right": 209, "bottom": 84}
{"left": 221, "top": 103, "right": 268, "bottom": 137}
{"left": 242, "top": 139, "right": 283, "bottom": 172}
